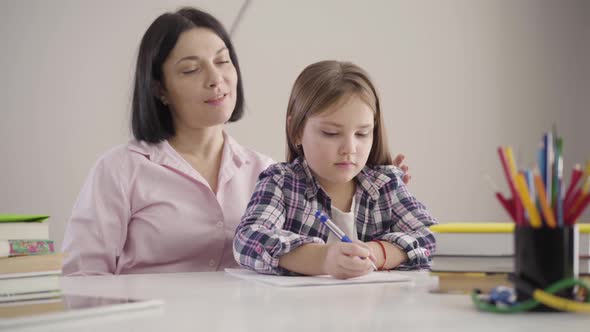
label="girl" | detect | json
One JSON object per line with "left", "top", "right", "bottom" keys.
{"left": 233, "top": 61, "right": 436, "bottom": 279}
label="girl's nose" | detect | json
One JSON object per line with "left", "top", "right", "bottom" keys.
{"left": 339, "top": 137, "right": 357, "bottom": 155}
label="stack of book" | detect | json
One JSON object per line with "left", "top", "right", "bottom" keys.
{"left": 431, "top": 223, "right": 514, "bottom": 273}
{"left": 429, "top": 222, "right": 590, "bottom": 293}
{"left": 0, "top": 215, "right": 63, "bottom": 303}
{"left": 430, "top": 223, "right": 590, "bottom": 274}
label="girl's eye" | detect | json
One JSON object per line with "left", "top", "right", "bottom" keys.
{"left": 356, "top": 132, "right": 370, "bottom": 137}
{"left": 321, "top": 131, "right": 338, "bottom": 137}
{"left": 216, "top": 60, "right": 231, "bottom": 65}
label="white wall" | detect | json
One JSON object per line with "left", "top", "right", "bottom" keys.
{"left": 0, "top": 0, "right": 588, "bottom": 248}
{"left": 572, "top": 0, "right": 590, "bottom": 220}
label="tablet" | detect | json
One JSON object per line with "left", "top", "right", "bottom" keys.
{"left": 0, "top": 294, "right": 163, "bottom": 328}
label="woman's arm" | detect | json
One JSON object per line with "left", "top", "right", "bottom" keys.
{"left": 62, "top": 151, "right": 130, "bottom": 276}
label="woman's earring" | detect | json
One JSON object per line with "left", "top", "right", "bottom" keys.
{"left": 160, "top": 97, "right": 169, "bottom": 106}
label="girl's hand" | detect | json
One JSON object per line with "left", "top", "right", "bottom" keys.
{"left": 322, "top": 241, "right": 376, "bottom": 279}
{"left": 393, "top": 154, "right": 411, "bottom": 184}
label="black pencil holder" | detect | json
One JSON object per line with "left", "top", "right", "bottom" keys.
{"left": 514, "top": 226, "right": 578, "bottom": 312}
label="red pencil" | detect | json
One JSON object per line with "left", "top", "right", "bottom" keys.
{"left": 496, "top": 192, "right": 516, "bottom": 221}
{"left": 497, "top": 147, "right": 523, "bottom": 225}
{"left": 564, "top": 164, "right": 583, "bottom": 209}
{"left": 566, "top": 192, "right": 590, "bottom": 225}
{"left": 565, "top": 188, "right": 582, "bottom": 217}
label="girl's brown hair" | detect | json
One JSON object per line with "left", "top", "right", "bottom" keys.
{"left": 286, "top": 60, "right": 393, "bottom": 165}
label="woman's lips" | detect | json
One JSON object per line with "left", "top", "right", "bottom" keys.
{"left": 205, "top": 94, "right": 227, "bottom": 106}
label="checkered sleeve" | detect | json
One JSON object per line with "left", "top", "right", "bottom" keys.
{"left": 376, "top": 172, "right": 437, "bottom": 270}
{"left": 233, "top": 168, "right": 323, "bottom": 275}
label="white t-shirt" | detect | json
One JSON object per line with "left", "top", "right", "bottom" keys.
{"left": 327, "top": 197, "right": 358, "bottom": 243}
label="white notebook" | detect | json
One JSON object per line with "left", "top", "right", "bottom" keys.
{"left": 225, "top": 268, "right": 411, "bottom": 287}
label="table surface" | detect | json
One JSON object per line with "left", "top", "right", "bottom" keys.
{"left": 6, "top": 271, "right": 590, "bottom": 332}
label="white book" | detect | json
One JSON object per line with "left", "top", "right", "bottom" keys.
{"left": 0, "top": 290, "right": 62, "bottom": 303}
{"left": 0, "top": 222, "right": 49, "bottom": 240}
{"left": 0, "top": 294, "right": 163, "bottom": 328}
{"left": 433, "top": 231, "right": 590, "bottom": 257}
{"left": 0, "top": 274, "right": 60, "bottom": 296}
{"left": 431, "top": 256, "right": 590, "bottom": 274}
{"left": 225, "top": 268, "right": 411, "bottom": 287}
{"left": 433, "top": 233, "right": 513, "bottom": 256}
{"left": 0, "top": 270, "right": 62, "bottom": 280}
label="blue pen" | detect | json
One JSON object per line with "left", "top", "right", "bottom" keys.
{"left": 555, "top": 137, "right": 564, "bottom": 227}
{"left": 544, "top": 132, "right": 553, "bottom": 204}
{"left": 315, "top": 211, "right": 378, "bottom": 271}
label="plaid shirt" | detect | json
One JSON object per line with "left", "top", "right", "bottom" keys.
{"left": 233, "top": 158, "right": 437, "bottom": 275}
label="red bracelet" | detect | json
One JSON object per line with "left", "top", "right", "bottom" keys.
{"left": 371, "top": 240, "right": 387, "bottom": 270}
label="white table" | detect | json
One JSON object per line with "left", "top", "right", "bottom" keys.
{"left": 11, "top": 271, "right": 590, "bottom": 331}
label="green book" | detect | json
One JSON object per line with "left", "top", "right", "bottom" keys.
{"left": 0, "top": 215, "right": 50, "bottom": 223}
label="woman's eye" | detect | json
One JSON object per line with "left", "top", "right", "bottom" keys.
{"left": 217, "top": 60, "right": 231, "bottom": 65}
{"left": 182, "top": 68, "right": 199, "bottom": 74}
{"left": 321, "top": 131, "right": 338, "bottom": 137}
{"left": 356, "top": 132, "right": 370, "bottom": 137}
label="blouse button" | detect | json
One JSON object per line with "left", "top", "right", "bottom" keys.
{"left": 209, "top": 259, "right": 216, "bottom": 267}
{"left": 216, "top": 221, "right": 224, "bottom": 228}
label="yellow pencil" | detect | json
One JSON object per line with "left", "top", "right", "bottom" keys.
{"left": 572, "top": 161, "right": 590, "bottom": 212}
{"left": 571, "top": 176, "right": 590, "bottom": 215}
{"left": 582, "top": 160, "right": 590, "bottom": 193}
{"left": 515, "top": 173, "right": 543, "bottom": 228}
{"left": 505, "top": 147, "right": 518, "bottom": 178}
{"left": 534, "top": 173, "right": 557, "bottom": 228}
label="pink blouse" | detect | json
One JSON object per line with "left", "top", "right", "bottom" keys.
{"left": 62, "top": 133, "right": 274, "bottom": 276}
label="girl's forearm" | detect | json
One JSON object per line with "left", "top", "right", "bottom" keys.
{"left": 278, "top": 243, "right": 327, "bottom": 275}
{"left": 368, "top": 240, "right": 408, "bottom": 270}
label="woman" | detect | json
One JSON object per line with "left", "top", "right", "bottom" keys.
{"left": 61, "top": 7, "right": 410, "bottom": 275}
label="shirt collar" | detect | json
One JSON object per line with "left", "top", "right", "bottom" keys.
{"left": 126, "top": 131, "right": 249, "bottom": 169}
{"left": 223, "top": 132, "right": 248, "bottom": 167}
{"left": 293, "top": 158, "right": 322, "bottom": 200}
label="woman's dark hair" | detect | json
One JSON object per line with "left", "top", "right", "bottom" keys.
{"left": 131, "top": 7, "right": 244, "bottom": 143}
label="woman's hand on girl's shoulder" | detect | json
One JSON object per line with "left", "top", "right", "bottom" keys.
{"left": 393, "top": 154, "right": 411, "bottom": 185}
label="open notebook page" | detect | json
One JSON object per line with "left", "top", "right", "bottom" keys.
{"left": 225, "top": 268, "right": 411, "bottom": 287}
